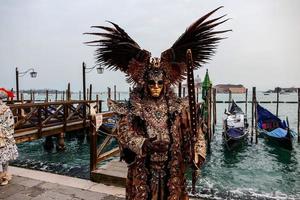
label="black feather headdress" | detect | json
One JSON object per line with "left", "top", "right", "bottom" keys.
{"left": 85, "top": 6, "right": 231, "bottom": 85}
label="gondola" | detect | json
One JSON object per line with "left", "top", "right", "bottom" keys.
{"left": 223, "top": 100, "right": 249, "bottom": 150}
{"left": 257, "top": 104, "right": 295, "bottom": 150}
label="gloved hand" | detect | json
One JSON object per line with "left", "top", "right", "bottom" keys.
{"left": 142, "top": 136, "right": 170, "bottom": 153}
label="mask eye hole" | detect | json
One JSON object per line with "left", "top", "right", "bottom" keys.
{"left": 157, "top": 80, "right": 164, "bottom": 85}
{"left": 148, "top": 80, "right": 155, "bottom": 86}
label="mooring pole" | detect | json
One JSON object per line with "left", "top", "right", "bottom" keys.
{"left": 178, "top": 82, "right": 182, "bottom": 97}
{"left": 228, "top": 89, "right": 232, "bottom": 110}
{"left": 183, "top": 87, "right": 186, "bottom": 97}
{"left": 32, "top": 91, "right": 35, "bottom": 102}
{"left": 208, "top": 87, "right": 212, "bottom": 144}
{"left": 251, "top": 87, "right": 255, "bottom": 143}
{"left": 45, "top": 90, "right": 49, "bottom": 102}
{"left": 89, "top": 84, "right": 92, "bottom": 101}
{"left": 68, "top": 83, "right": 71, "bottom": 101}
{"left": 276, "top": 87, "right": 279, "bottom": 117}
{"left": 90, "top": 115, "right": 97, "bottom": 176}
{"left": 213, "top": 88, "right": 217, "bottom": 134}
{"left": 196, "top": 87, "right": 199, "bottom": 103}
{"left": 245, "top": 88, "right": 248, "bottom": 117}
{"left": 30, "top": 89, "right": 33, "bottom": 102}
{"left": 114, "top": 85, "right": 116, "bottom": 101}
{"left": 107, "top": 87, "right": 111, "bottom": 111}
{"left": 253, "top": 87, "right": 258, "bottom": 144}
{"left": 55, "top": 90, "right": 58, "bottom": 101}
{"left": 298, "top": 88, "right": 300, "bottom": 143}
{"left": 82, "top": 62, "right": 86, "bottom": 101}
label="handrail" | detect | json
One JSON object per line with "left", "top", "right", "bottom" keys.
{"left": 8, "top": 100, "right": 100, "bottom": 108}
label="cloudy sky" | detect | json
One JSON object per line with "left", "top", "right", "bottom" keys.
{"left": 0, "top": 0, "right": 299, "bottom": 92}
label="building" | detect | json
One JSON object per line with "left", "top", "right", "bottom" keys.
{"left": 214, "top": 84, "right": 246, "bottom": 93}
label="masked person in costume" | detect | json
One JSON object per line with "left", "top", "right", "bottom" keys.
{"left": 86, "top": 7, "right": 230, "bottom": 200}
{"left": 0, "top": 88, "right": 18, "bottom": 186}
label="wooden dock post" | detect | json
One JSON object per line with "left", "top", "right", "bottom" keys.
{"left": 89, "top": 84, "right": 92, "bottom": 101}
{"left": 178, "top": 82, "right": 182, "bottom": 97}
{"left": 107, "top": 87, "right": 111, "bottom": 111}
{"left": 245, "top": 88, "right": 248, "bottom": 116}
{"left": 228, "top": 89, "right": 232, "bottom": 110}
{"left": 30, "top": 90, "right": 33, "bottom": 102}
{"left": 207, "top": 87, "right": 212, "bottom": 145}
{"left": 212, "top": 88, "right": 216, "bottom": 135}
{"left": 90, "top": 115, "right": 97, "bottom": 174}
{"left": 276, "top": 87, "right": 279, "bottom": 117}
{"left": 87, "top": 88, "right": 89, "bottom": 101}
{"left": 56, "top": 132, "right": 66, "bottom": 151}
{"left": 253, "top": 87, "right": 258, "bottom": 144}
{"left": 183, "top": 87, "right": 186, "bottom": 97}
{"left": 55, "top": 90, "right": 58, "bottom": 102}
{"left": 79, "top": 91, "right": 81, "bottom": 100}
{"left": 68, "top": 83, "right": 71, "bottom": 101}
{"left": 45, "top": 90, "right": 49, "bottom": 102}
{"left": 107, "top": 87, "right": 111, "bottom": 99}
{"left": 32, "top": 91, "right": 35, "bottom": 102}
{"left": 298, "top": 88, "right": 300, "bottom": 143}
{"left": 114, "top": 85, "right": 116, "bottom": 101}
{"left": 62, "top": 91, "right": 65, "bottom": 101}
{"left": 43, "top": 136, "right": 54, "bottom": 151}
{"left": 251, "top": 87, "right": 255, "bottom": 143}
{"left": 196, "top": 87, "right": 199, "bottom": 103}
{"left": 21, "top": 92, "right": 24, "bottom": 103}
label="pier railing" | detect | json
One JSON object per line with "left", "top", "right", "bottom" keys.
{"left": 8, "top": 100, "right": 101, "bottom": 143}
{"left": 89, "top": 112, "right": 121, "bottom": 173}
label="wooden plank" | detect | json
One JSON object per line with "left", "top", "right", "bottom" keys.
{"left": 97, "top": 147, "right": 120, "bottom": 163}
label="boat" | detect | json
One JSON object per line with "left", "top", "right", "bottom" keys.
{"left": 223, "top": 100, "right": 249, "bottom": 150}
{"left": 257, "top": 104, "right": 295, "bottom": 150}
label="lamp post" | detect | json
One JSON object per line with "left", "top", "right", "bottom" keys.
{"left": 15, "top": 67, "right": 38, "bottom": 101}
{"left": 82, "top": 62, "right": 104, "bottom": 101}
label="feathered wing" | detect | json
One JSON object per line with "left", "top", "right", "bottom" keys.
{"left": 161, "top": 6, "right": 231, "bottom": 84}
{"left": 84, "top": 21, "right": 150, "bottom": 74}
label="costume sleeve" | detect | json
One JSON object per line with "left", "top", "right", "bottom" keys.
{"left": 117, "top": 115, "right": 146, "bottom": 157}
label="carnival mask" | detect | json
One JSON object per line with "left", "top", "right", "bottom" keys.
{"left": 147, "top": 69, "right": 164, "bottom": 98}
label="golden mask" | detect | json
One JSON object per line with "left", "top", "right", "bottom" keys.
{"left": 147, "top": 69, "right": 164, "bottom": 98}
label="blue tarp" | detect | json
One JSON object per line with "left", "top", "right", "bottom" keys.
{"left": 265, "top": 127, "right": 287, "bottom": 138}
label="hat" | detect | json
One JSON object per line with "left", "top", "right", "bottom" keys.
{"left": 0, "top": 88, "right": 15, "bottom": 99}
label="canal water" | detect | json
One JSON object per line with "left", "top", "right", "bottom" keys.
{"left": 12, "top": 92, "right": 300, "bottom": 199}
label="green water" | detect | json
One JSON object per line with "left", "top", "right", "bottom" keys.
{"left": 12, "top": 92, "right": 300, "bottom": 199}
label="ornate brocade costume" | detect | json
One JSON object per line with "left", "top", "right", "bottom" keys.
{"left": 110, "top": 88, "right": 207, "bottom": 200}
{"left": 0, "top": 101, "right": 18, "bottom": 168}
{"left": 85, "top": 6, "right": 229, "bottom": 200}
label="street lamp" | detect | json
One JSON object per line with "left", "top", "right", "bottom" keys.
{"left": 82, "top": 62, "right": 104, "bottom": 101}
{"left": 15, "top": 67, "right": 38, "bottom": 101}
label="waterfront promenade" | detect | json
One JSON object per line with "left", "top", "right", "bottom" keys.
{"left": 0, "top": 166, "right": 125, "bottom": 200}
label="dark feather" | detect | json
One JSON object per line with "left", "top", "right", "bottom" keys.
{"left": 85, "top": 21, "right": 150, "bottom": 73}
{"left": 161, "top": 6, "right": 231, "bottom": 81}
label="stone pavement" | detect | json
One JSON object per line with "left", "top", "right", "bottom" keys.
{"left": 0, "top": 166, "right": 125, "bottom": 200}
{"left": 0, "top": 166, "right": 200, "bottom": 200}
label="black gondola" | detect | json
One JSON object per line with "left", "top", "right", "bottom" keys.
{"left": 223, "top": 100, "right": 249, "bottom": 150}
